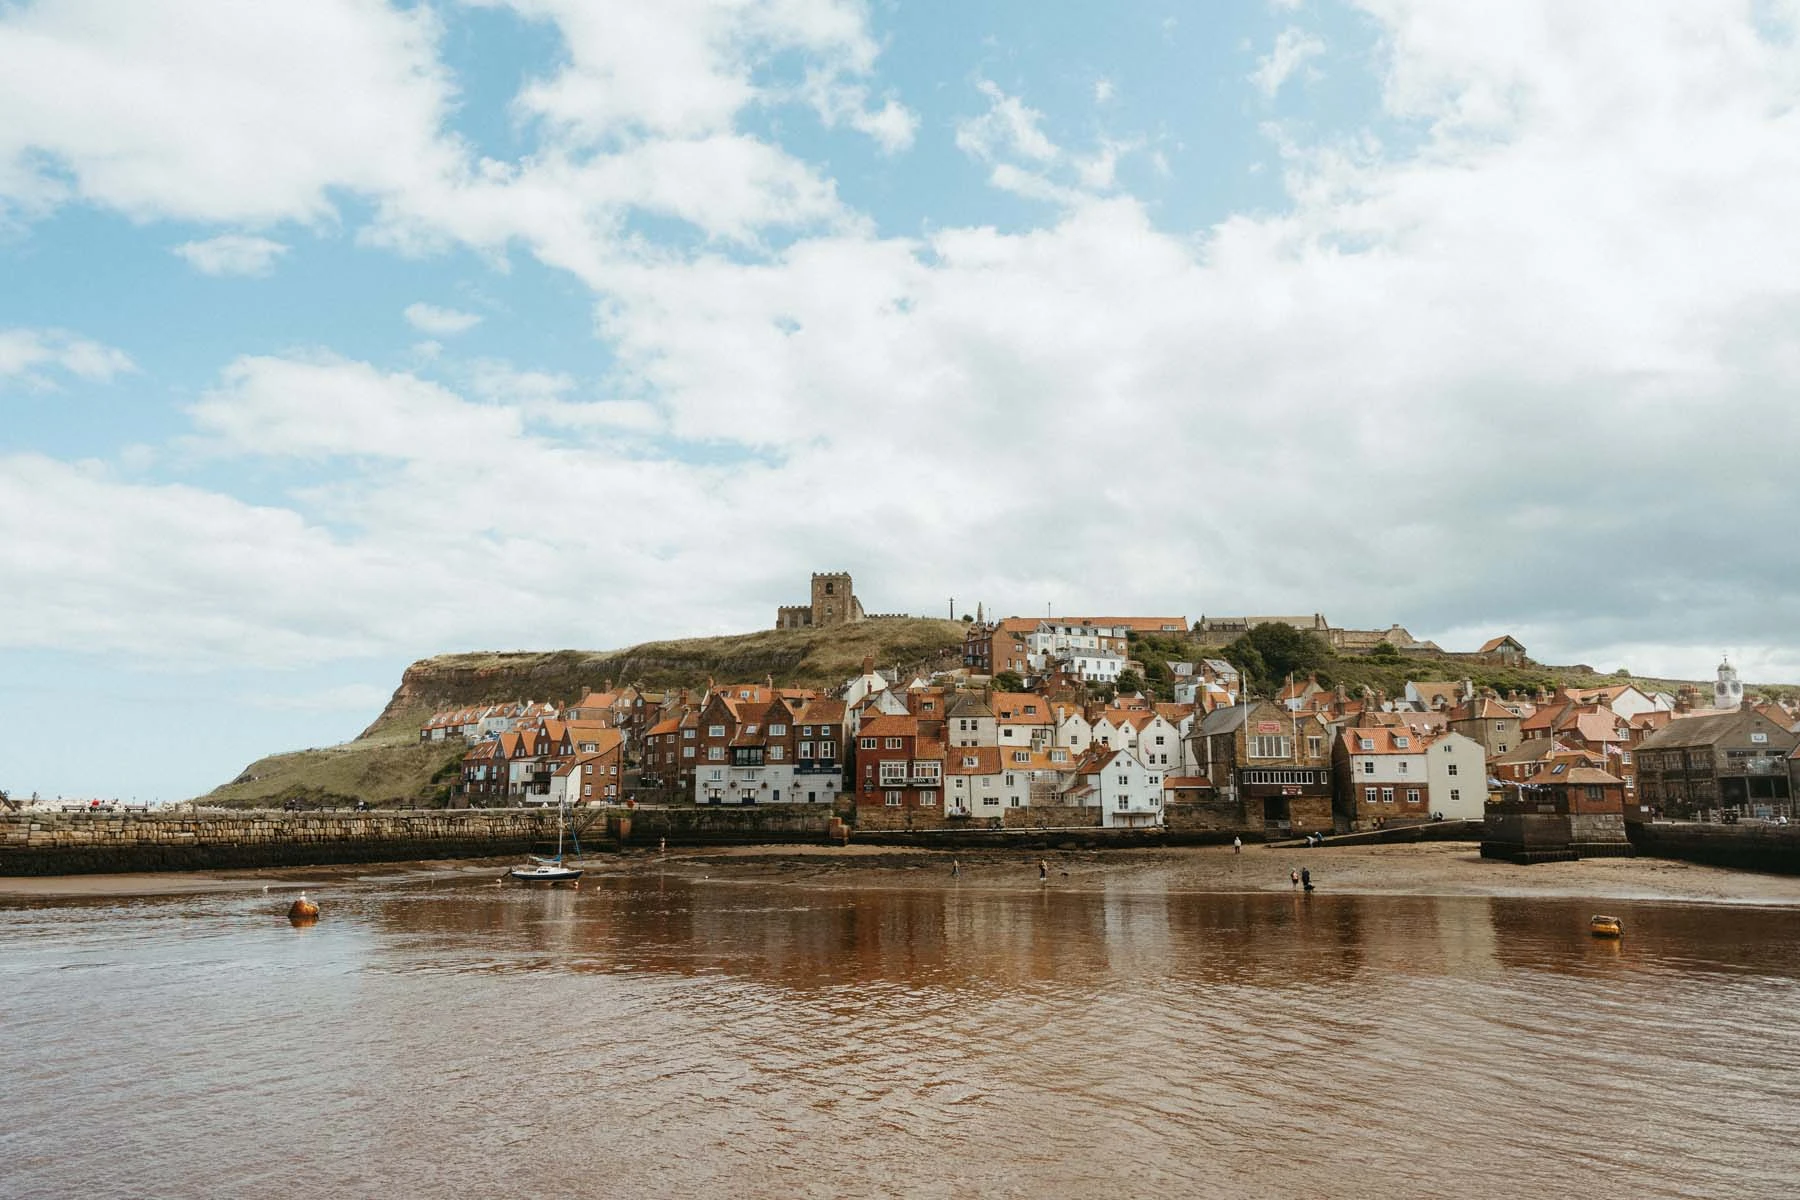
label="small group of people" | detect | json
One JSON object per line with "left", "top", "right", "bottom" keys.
{"left": 1303, "top": 831, "right": 1325, "bottom": 848}
{"left": 1290, "top": 867, "right": 1315, "bottom": 892}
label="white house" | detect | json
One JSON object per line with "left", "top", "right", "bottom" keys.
{"left": 1054, "top": 706, "right": 1093, "bottom": 754}
{"left": 1063, "top": 747, "right": 1165, "bottom": 828}
{"left": 1425, "top": 730, "right": 1487, "bottom": 819}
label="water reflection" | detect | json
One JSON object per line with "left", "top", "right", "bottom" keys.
{"left": 6, "top": 876, "right": 1800, "bottom": 1199}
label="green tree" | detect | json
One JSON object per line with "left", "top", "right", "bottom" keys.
{"left": 1115, "top": 669, "right": 1145, "bottom": 696}
{"left": 993, "top": 670, "right": 1025, "bottom": 693}
{"left": 1225, "top": 624, "right": 1331, "bottom": 692}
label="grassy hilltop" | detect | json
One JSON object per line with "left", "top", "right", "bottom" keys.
{"left": 201, "top": 618, "right": 967, "bottom": 808}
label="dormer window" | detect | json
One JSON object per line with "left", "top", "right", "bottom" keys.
{"left": 1359, "top": 738, "right": 1374, "bottom": 751}
{"left": 1394, "top": 736, "right": 1410, "bottom": 749}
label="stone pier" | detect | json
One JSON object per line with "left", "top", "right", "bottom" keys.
{"left": 0, "top": 809, "right": 561, "bottom": 876}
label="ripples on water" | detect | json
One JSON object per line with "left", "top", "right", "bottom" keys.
{"left": 4, "top": 872, "right": 1800, "bottom": 1199}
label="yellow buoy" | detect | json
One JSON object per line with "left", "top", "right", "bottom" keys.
{"left": 287, "top": 892, "right": 320, "bottom": 923}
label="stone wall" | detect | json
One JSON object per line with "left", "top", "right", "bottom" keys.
{"left": 0, "top": 809, "right": 559, "bottom": 876}
{"left": 1629, "top": 821, "right": 1800, "bottom": 875}
{"left": 603, "top": 803, "right": 840, "bottom": 845}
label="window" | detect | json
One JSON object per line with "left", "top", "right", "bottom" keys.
{"left": 1155, "top": 735, "right": 1166, "bottom": 746}
{"left": 768, "top": 747, "right": 784, "bottom": 762}
{"left": 1117, "top": 798, "right": 1129, "bottom": 810}
{"left": 1005, "top": 773, "right": 1016, "bottom": 786}
{"left": 820, "top": 742, "right": 836, "bottom": 758}
{"left": 1381, "top": 787, "right": 1394, "bottom": 804}
{"left": 1406, "top": 789, "right": 1419, "bottom": 804}
{"left": 885, "top": 790, "right": 902, "bottom": 806}
{"left": 707, "top": 747, "right": 724, "bottom": 761}
{"left": 1013, "top": 751, "right": 1029, "bottom": 763}
{"left": 880, "top": 761, "right": 907, "bottom": 784}
{"left": 799, "top": 742, "right": 814, "bottom": 758}
{"left": 1496, "top": 722, "right": 1508, "bottom": 732}
{"left": 1250, "top": 735, "right": 1292, "bottom": 759}
{"left": 683, "top": 747, "right": 695, "bottom": 758}
{"left": 884, "top": 737, "right": 903, "bottom": 749}
{"left": 769, "top": 724, "right": 786, "bottom": 736}
{"left": 708, "top": 725, "right": 725, "bottom": 737}
{"left": 1051, "top": 749, "right": 1068, "bottom": 763}
{"left": 1359, "top": 738, "right": 1375, "bottom": 751}
{"left": 1307, "top": 735, "right": 1322, "bottom": 757}
{"left": 1362, "top": 760, "right": 1374, "bottom": 775}
{"left": 983, "top": 796, "right": 999, "bottom": 806}
{"left": 1447, "top": 763, "right": 1459, "bottom": 776}
{"left": 1450, "top": 789, "right": 1461, "bottom": 802}
{"left": 1117, "top": 774, "right": 1130, "bottom": 785}
{"left": 801, "top": 726, "right": 813, "bottom": 737}
{"left": 1365, "top": 787, "right": 1376, "bottom": 805}
{"left": 919, "top": 790, "right": 936, "bottom": 806}
{"left": 1394, "top": 736, "right": 1410, "bottom": 749}
{"left": 683, "top": 729, "right": 695, "bottom": 739}
{"left": 1397, "top": 762, "right": 1409, "bottom": 775}
{"left": 708, "top": 769, "right": 723, "bottom": 781}
{"left": 913, "top": 762, "right": 941, "bottom": 782}
{"left": 962, "top": 756, "right": 979, "bottom": 767}
{"left": 860, "top": 737, "right": 876, "bottom": 750}
{"left": 1497, "top": 744, "right": 1508, "bottom": 754}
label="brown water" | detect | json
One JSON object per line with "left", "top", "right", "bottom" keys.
{"left": 5, "top": 869, "right": 1800, "bottom": 1199}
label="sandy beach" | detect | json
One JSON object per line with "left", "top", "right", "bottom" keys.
{"left": 6, "top": 841, "right": 1800, "bottom": 906}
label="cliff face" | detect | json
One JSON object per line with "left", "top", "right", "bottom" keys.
{"left": 359, "top": 618, "right": 970, "bottom": 738}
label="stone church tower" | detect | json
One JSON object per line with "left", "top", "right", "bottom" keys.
{"left": 776, "top": 571, "right": 867, "bottom": 629}
{"left": 1715, "top": 657, "right": 1744, "bottom": 710}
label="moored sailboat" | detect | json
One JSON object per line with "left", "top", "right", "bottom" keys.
{"left": 509, "top": 794, "right": 582, "bottom": 884}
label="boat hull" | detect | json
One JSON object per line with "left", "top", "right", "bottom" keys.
{"left": 1590, "top": 915, "right": 1623, "bottom": 938}
{"left": 509, "top": 866, "right": 582, "bottom": 884}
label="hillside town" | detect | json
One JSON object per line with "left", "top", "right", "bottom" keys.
{"left": 419, "top": 576, "right": 1800, "bottom": 841}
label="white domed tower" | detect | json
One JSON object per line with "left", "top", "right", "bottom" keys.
{"left": 1715, "top": 657, "right": 1743, "bottom": 710}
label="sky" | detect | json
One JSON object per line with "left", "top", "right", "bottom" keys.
{"left": 3, "top": 0, "right": 1800, "bottom": 802}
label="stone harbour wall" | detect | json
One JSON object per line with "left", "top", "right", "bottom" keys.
{"left": 0, "top": 809, "right": 560, "bottom": 876}
{"left": 1629, "top": 820, "right": 1800, "bottom": 875}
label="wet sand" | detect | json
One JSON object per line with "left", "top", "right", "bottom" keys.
{"left": 7, "top": 842, "right": 1800, "bottom": 906}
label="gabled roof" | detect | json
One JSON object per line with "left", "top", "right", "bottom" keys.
{"left": 1339, "top": 727, "right": 1426, "bottom": 755}
{"left": 794, "top": 698, "right": 846, "bottom": 726}
{"left": 1568, "top": 710, "right": 1628, "bottom": 744}
{"left": 1199, "top": 705, "right": 1248, "bottom": 735}
{"left": 1636, "top": 708, "right": 1800, "bottom": 750}
{"left": 991, "top": 692, "right": 1052, "bottom": 723}
{"left": 1479, "top": 635, "right": 1523, "bottom": 653}
{"left": 946, "top": 747, "right": 1002, "bottom": 775}
{"left": 859, "top": 713, "right": 920, "bottom": 739}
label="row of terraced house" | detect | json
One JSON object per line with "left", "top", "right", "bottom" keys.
{"left": 422, "top": 628, "right": 1800, "bottom": 829}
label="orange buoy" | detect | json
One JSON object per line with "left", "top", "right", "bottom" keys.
{"left": 287, "top": 892, "right": 320, "bottom": 922}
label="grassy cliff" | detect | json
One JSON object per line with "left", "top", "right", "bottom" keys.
{"left": 202, "top": 618, "right": 967, "bottom": 807}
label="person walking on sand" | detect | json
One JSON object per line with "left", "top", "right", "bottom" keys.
{"left": 1038, "top": 859, "right": 1048, "bottom": 882}
{"left": 1301, "top": 867, "right": 1314, "bottom": 893}
{"left": 952, "top": 858, "right": 960, "bottom": 878}
{"left": 1291, "top": 869, "right": 1299, "bottom": 890}
{"left": 1232, "top": 835, "right": 1242, "bottom": 854}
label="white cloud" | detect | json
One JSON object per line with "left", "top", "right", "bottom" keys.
{"left": 403, "top": 302, "right": 484, "bottom": 336}
{"left": 7, "top": 0, "right": 1800, "bottom": 694}
{"left": 187, "top": 354, "right": 521, "bottom": 466}
{"left": 1094, "top": 78, "right": 1116, "bottom": 104}
{"left": 0, "top": 0, "right": 459, "bottom": 225}
{"left": 956, "top": 80, "right": 1060, "bottom": 163}
{"left": 0, "top": 0, "right": 897, "bottom": 279}
{"left": 1251, "top": 27, "right": 1326, "bottom": 97}
{"left": 172, "top": 233, "right": 289, "bottom": 276}
{"left": 0, "top": 327, "right": 134, "bottom": 387}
